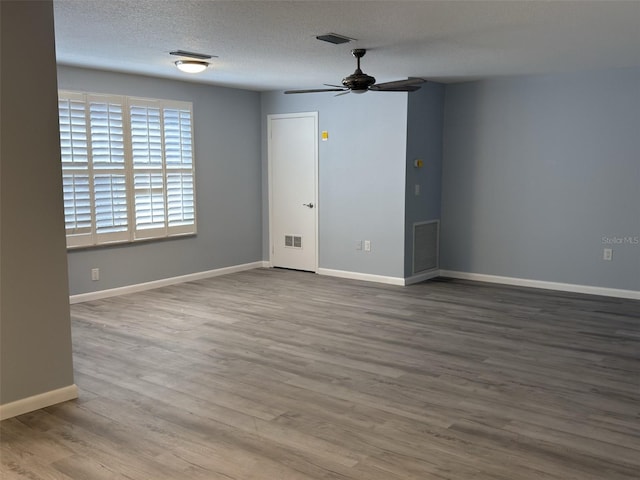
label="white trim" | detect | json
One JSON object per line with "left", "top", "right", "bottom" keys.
{"left": 440, "top": 270, "right": 640, "bottom": 300}
{"left": 267, "top": 112, "right": 319, "bottom": 273}
{"left": 317, "top": 268, "right": 439, "bottom": 287}
{"left": 318, "top": 268, "right": 405, "bottom": 286}
{"left": 70, "top": 261, "right": 267, "bottom": 304}
{"left": 0, "top": 384, "right": 78, "bottom": 421}
{"left": 69, "top": 263, "right": 639, "bottom": 304}
{"left": 404, "top": 269, "right": 441, "bottom": 286}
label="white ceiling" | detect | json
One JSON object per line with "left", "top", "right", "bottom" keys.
{"left": 53, "top": 0, "right": 640, "bottom": 92}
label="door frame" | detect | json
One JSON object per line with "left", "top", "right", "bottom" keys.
{"left": 267, "top": 112, "right": 319, "bottom": 272}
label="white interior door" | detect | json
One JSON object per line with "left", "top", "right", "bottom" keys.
{"left": 268, "top": 112, "right": 318, "bottom": 272}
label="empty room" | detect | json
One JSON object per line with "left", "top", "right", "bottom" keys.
{"left": 1, "top": 1, "right": 639, "bottom": 479}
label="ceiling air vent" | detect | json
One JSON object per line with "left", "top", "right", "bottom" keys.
{"left": 316, "top": 33, "right": 354, "bottom": 45}
{"left": 169, "top": 50, "right": 215, "bottom": 60}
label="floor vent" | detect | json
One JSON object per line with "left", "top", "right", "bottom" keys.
{"left": 413, "top": 220, "right": 439, "bottom": 274}
{"left": 285, "top": 235, "right": 303, "bottom": 249}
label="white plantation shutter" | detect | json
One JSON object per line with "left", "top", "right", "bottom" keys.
{"left": 164, "top": 105, "right": 195, "bottom": 231}
{"left": 88, "top": 95, "right": 129, "bottom": 243}
{"left": 94, "top": 174, "right": 128, "bottom": 233}
{"left": 130, "top": 100, "right": 166, "bottom": 238}
{"left": 59, "top": 92, "right": 92, "bottom": 247}
{"left": 167, "top": 173, "right": 195, "bottom": 226}
{"left": 57, "top": 91, "right": 196, "bottom": 248}
{"left": 130, "top": 104, "right": 162, "bottom": 167}
{"left": 129, "top": 98, "right": 196, "bottom": 239}
{"left": 134, "top": 172, "right": 166, "bottom": 231}
{"left": 62, "top": 174, "right": 91, "bottom": 232}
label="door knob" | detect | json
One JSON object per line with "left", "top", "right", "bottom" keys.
{"left": 303, "top": 203, "right": 314, "bottom": 208}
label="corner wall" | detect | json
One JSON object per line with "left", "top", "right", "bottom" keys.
{"left": 404, "top": 83, "right": 445, "bottom": 277}
{"left": 441, "top": 69, "right": 640, "bottom": 292}
{"left": 1, "top": 0, "right": 76, "bottom": 413}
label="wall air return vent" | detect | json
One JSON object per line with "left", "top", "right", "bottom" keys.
{"left": 285, "top": 235, "right": 303, "bottom": 249}
{"left": 413, "top": 220, "right": 439, "bottom": 274}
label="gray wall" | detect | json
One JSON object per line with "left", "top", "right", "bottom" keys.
{"left": 261, "top": 91, "right": 408, "bottom": 278}
{"left": 1, "top": 1, "right": 75, "bottom": 404}
{"left": 57, "top": 67, "right": 262, "bottom": 295}
{"left": 441, "top": 69, "right": 640, "bottom": 291}
{"left": 404, "top": 83, "right": 445, "bottom": 277}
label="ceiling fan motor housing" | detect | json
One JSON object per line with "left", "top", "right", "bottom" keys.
{"left": 342, "top": 48, "right": 376, "bottom": 92}
{"left": 342, "top": 71, "right": 376, "bottom": 92}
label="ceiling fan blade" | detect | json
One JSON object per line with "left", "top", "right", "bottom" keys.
{"left": 284, "top": 88, "right": 347, "bottom": 94}
{"left": 369, "top": 78, "right": 426, "bottom": 91}
{"left": 370, "top": 85, "right": 422, "bottom": 92}
{"left": 324, "top": 84, "right": 345, "bottom": 88}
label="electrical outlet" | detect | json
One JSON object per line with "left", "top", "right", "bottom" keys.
{"left": 414, "top": 184, "right": 420, "bottom": 196}
{"left": 356, "top": 240, "right": 363, "bottom": 250}
{"left": 364, "top": 240, "right": 371, "bottom": 252}
{"left": 91, "top": 268, "right": 100, "bottom": 281}
{"left": 603, "top": 248, "right": 612, "bottom": 261}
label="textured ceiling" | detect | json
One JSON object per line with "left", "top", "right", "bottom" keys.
{"left": 53, "top": 0, "right": 640, "bottom": 91}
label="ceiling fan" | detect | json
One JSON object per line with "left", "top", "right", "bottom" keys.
{"left": 284, "top": 49, "right": 425, "bottom": 95}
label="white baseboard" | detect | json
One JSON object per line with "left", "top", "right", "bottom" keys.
{"left": 70, "top": 261, "right": 268, "bottom": 304}
{"left": 69, "top": 261, "right": 639, "bottom": 304}
{"left": 405, "top": 269, "right": 441, "bottom": 285}
{"left": 440, "top": 270, "right": 640, "bottom": 300}
{"left": 317, "top": 268, "right": 405, "bottom": 286}
{"left": 0, "top": 384, "right": 78, "bottom": 421}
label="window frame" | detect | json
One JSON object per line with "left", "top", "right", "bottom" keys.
{"left": 58, "top": 90, "right": 197, "bottom": 249}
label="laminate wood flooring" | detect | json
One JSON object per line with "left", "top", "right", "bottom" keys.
{"left": 2, "top": 268, "right": 639, "bottom": 479}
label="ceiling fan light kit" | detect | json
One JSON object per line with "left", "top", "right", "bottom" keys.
{"left": 285, "top": 49, "right": 425, "bottom": 95}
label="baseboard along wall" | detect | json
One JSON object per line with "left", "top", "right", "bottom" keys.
{"left": 69, "top": 261, "right": 269, "bottom": 304}
{"left": 440, "top": 270, "right": 640, "bottom": 300}
{"left": 69, "top": 262, "right": 638, "bottom": 304}
{"left": 0, "top": 384, "right": 79, "bottom": 421}
{"left": 317, "top": 268, "right": 406, "bottom": 286}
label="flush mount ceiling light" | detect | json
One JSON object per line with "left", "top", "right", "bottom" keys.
{"left": 170, "top": 50, "right": 216, "bottom": 74}
{"left": 174, "top": 60, "right": 209, "bottom": 73}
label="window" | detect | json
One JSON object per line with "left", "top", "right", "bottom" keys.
{"left": 58, "top": 91, "right": 196, "bottom": 248}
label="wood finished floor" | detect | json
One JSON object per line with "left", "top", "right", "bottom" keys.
{"left": 1, "top": 268, "right": 639, "bottom": 479}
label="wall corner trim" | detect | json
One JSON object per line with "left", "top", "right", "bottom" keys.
{"left": 317, "top": 268, "right": 405, "bottom": 286}
{"left": 439, "top": 270, "right": 640, "bottom": 300}
{"left": 0, "top": 384, "right": 79, "bottom": 421}
{"left": 69, "top": 261, "right": 268, "bottom": 304}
